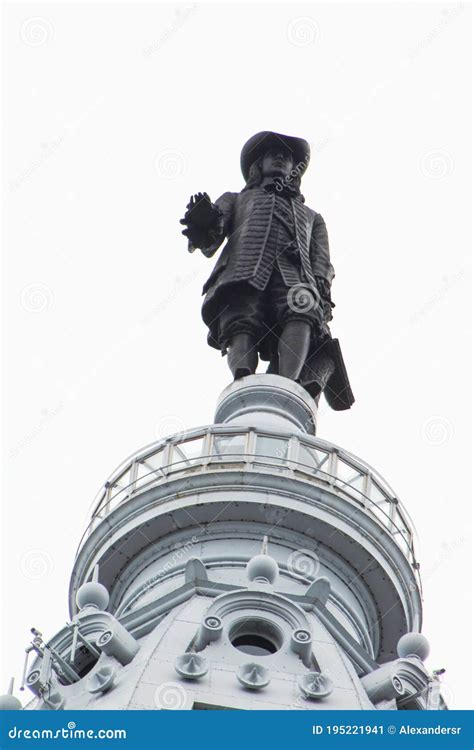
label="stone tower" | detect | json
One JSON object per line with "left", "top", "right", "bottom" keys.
{"left": 1, "top": 375, "right": 446, "bottom": 711}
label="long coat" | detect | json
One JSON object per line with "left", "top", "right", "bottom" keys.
{"left": 200, "top": 187, "right": 335, "bottom": 350}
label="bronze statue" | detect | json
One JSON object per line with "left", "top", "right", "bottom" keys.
{"left": 180, "top": 131, "right": 354, "bottom": 410}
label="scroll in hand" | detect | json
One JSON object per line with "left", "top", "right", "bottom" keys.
{"left": 180, "top": 192, "right": 221, "bottom": 252}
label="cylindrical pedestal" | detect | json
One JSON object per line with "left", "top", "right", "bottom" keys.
{"left": 214, "top": 374, "right": 317, "bottom": 435}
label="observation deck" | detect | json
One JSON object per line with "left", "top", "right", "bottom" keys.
{"left": 79, "top": 424, "right": 419, "bottom": 571}
{"left": 70, "top": 376, "right": 422, "bottom": 664}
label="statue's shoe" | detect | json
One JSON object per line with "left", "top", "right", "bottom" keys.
{"left": 234, "top": 367, "right": 253, "bottom": 380}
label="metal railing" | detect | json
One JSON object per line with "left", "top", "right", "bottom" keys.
{"left": 77, "top": 427, "right": 420, "bottom": 580}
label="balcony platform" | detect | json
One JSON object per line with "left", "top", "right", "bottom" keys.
{"left": 70, "top": 376, "right": 422, "bottom": 665}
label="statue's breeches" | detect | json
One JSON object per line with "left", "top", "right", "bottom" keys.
{"left": 217, "top": 269, "right": 324, "bottom": 355}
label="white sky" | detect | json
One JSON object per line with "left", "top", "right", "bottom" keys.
{"left": 1, "top": 2, "right": 472, "bottom": 708}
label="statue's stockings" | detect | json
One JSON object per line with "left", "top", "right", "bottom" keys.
{"left": 227, "top": 321, "right": 311, "bottom": 381}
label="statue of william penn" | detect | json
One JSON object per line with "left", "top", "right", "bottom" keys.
{"left": 180, "top": 130, "right": 354, "bottom": 410}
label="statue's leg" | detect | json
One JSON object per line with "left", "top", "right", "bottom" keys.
{"left": 278, "top": 320, "right": 311, "bottom": 380}
{"left": 219, "top": 283, "right": 263, "bottom": 380}
{"left": 267, "top": 269, "right": 313, "bottom": 381}
{"left": 227, "top": 333, "right": 258, "bottom": 379}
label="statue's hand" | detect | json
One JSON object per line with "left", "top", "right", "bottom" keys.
{"left": 180, "top": 192, "right": 221, "bottom": 229}
{"left": 180, "top": 193, "right": 223, "bottom": 252}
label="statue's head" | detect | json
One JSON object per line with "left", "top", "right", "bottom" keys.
{"left": 241, "top": 131, "right": 310, "bottom": 194}
{"left": 245, "top": 149, "right": 303, "bottom": 194}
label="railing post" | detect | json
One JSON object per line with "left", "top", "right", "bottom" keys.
{"left": 162, "top": 441, "right": 173, "bottom": 476}
{"left": 364, "top": 473, "right": 373, "bottom": 509}
{"left": 128, "top": 461, "right": 138, "bottom": 497}
{"left": 245, "top": 429, "right": 256, "bottom": 469}
{"left": 103, "top": 482, "right": 112, "bottom": 517}
{"left": 287, "top": 436, "right": 299, "bottom": 475}
{"left": 328, "top": 450, "right": 338, "bottom": 486}
{"left": 388, "top": 498, "right": 396, "bottom": 534}
{"left": 201, "top": 429, "right": 212, "bottom": 467}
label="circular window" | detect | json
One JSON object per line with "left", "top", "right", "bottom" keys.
{"left": 229, "top": 618, "right": 283, "bottom": 657}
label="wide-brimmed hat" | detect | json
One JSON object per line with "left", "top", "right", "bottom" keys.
{"left": 240, "top": 131, "right": 311, "bottom": 181}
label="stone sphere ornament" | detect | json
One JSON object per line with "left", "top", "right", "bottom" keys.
{"left": 397, "top": 632, "right": 430, "bottom": 661}
{"left": 76, "top": 581, "right": 110, "bottom": 611}
{"left": 246, "top": 553, "right": 279, "bottom": 584}
{"left": 0, "top": 693, "right": 22, "bottom": 710}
